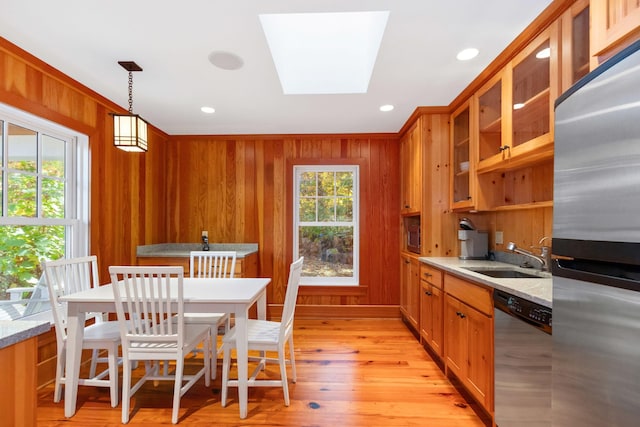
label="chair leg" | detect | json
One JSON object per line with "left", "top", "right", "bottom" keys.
{"left": 204, "top": 332, "right": 211, "bottom": 387}
{"left": 211, "top": 326, "right": 218, "bottom": 380}
{"left": 107, "top": 344, "right": 119, "bottom": 407}
{"left": 122, "top": 359, "right": 132, "bottom": 424}
{"left": 172, "top": 358, "right": 184, "bottom": 424}
{"left": 53, "top": 348, "right": 65, "bottom": 403}
{"left": 288, "top": 335, "right": 297, "bottom": 383}
{"left": 221, "top": 344, "right": 231, "bottom": 407}
{"left": 278, "top": 346, "right": 290, "bottom": 406}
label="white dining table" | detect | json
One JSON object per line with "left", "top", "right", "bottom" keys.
{"left": 59, "top": 277, "right": 271, "bottom": 419}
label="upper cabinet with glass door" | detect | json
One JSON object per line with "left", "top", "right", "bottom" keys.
{"left": 476, "top": 70, "right": 506, "bottom": 171}
{"left": 561, "top": 0, "right": 590, "bottom": 92}
{"left": 476, "top": 24, "right": 559, "bottom": 173}
{"left": 450, "top": 102, "right": 474, "bottom": 211}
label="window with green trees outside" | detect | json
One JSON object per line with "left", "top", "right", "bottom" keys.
{"left": 0, "top": 106, "right": 88, "bottom": 320}
{"left": 293, "top": 165, "right": 359, "bottom": 286}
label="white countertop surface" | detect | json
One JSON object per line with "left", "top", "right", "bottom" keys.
{"left": 0, "top": 320, "right": 50, "bottom": 349}
{"left": 418, "top": 257, "right": 552, "bottom": 308}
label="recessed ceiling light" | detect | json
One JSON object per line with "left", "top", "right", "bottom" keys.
{"left": 456, "top": 48, "right": 479, "bottom": 61}
{"left": 201, "top": 106, "right": 216, "bottom": 114}
{"left": 536, "top": 47, "right": 551, "bottom": 59}
{"left": 259, "top": 11, "right": 390, "bottom": 94}
{"left": 208, "top": 51, "right": 244, "bottom": 70}
{"left": 379, "top": 104, "right": 394, "bottom": 112}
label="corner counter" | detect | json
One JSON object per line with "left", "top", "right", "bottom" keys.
{"left": 0, "top": 320, "right": 50, "bottom": 349}
{"left": 0, "top": 320, "right": 50, "bottom": 427}
{"left": 136, "top": 243, "right": 259, "bottom": 277}
{"left": 418, "top": 257, "right": 552, "bottom": 308}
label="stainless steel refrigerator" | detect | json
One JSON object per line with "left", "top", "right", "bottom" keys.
{"left": 552, "top": 38, "right": 640, "bottom": 427}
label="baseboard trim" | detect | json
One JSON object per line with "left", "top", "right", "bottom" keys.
{"left": 269, "top": 304, "right": 401, "bottom": 320}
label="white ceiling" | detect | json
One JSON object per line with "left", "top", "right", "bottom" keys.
{"left": 0, "top": 0, "right": 552, "bottom": 135}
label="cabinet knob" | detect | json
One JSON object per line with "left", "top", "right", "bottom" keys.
{"left": 425, "top": 291, "right": 432, "bottom": 296}
{"left": 424, "top": 272, "right": 432, "bottom": 278}
{"left": 456, "top": 311, "right": 466, "bottom": 318}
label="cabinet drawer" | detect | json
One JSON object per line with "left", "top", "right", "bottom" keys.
{"left": 444, "top": 273, "right": 492, "bottom": 316}
{"left": 420, "top": 264, "right": 443, "bottom": 288}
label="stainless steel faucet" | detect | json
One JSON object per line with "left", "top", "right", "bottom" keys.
{"left": 507, "top": 237, "right": 551, "bottom": 271}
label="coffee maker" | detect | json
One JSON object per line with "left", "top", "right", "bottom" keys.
{"left": 458, "top": 218, "right": 488, "bottom": 260}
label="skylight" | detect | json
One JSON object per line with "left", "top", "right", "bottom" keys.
{"left": 259, "top": 11, "right": 390, "bottom": 95}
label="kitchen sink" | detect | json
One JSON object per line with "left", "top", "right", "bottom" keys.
{"left": 462, "top": 267, "right": 544, "bottom": 279}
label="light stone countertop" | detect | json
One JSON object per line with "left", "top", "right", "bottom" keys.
{"left": 0, "top": 320, "right": 50, "bottom": 349}
{"left": 137, "top": 243, "right": 258, "bottom": 258}
{"left": 418, "top": 257, "right": 552, "bottom": 308}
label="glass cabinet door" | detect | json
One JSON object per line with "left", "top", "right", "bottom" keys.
{"left": 570, "top": 6, "right": 590, "bottom": 84}
{"left": 512, "top": 37, "right": 551, "bottom": 148}
{"left": 478, "top": 76, "right": 503, "bottom": 162}
{"left": 452, "top": 105, "right": 471, "bottom": 207}
{"left": 561, "top": 0, "right": 590, "bottom": 92}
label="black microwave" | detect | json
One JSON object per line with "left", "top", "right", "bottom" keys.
{"left": 406, "top": 220, "right": 421, "bottom": 254}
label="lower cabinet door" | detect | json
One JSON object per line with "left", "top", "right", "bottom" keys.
{"left": 444, "top": 295, "right": 466, "bottom": 377}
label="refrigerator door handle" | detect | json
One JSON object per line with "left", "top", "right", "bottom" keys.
{"left": 554, "top": 259, "right": 640, "bottom": 292}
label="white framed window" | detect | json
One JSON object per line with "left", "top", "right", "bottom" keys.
{"left": 0, "top": 103, "right": 89, "bottom": 320}
{"left": 293, "top": 165, "right": 359, "bottom": 286}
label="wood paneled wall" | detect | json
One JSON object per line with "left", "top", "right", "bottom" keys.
{"left": 0, "top": 37, "right": 170, "bottom": 282}
{"left": 168, "top": 135, "right": 401, "bottom": 316}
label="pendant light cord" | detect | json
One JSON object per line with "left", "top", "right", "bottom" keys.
{"left": 128, "top": 71, "right": 134, "bottom": 114}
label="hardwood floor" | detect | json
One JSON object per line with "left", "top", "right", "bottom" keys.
{"left": 37, "top": 319, "right": 486, "bottom": 426}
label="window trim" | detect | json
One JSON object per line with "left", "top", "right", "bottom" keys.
{"left": 290, "top": 160, "right": 361, "bottom": 286}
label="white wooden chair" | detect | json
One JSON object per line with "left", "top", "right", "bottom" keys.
{"left": 185, "top": 250, "right": 237, "bottom": 379}
{"left": 42, "top": 256, "right": 121, "bottom": 407}
{"left": 109, "top": 265, "right": 211, "bottom": 424}
{"left": 221, "top": 257, "right": 303, "bottom": 407}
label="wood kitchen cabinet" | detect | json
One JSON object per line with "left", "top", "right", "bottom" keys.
{"left": 419, "top": 264, "right": 444, "bottom": 358}
{"left": 560, "top": 0, "right": 591, "bottom": 92}
{"left": 400, "top": 253, "right": 420, "bottom": 330}
{"left": 400, "top": 120, "right": 422, "bottom": 215}
{"left": 476, "top": 70, "right": 505, "bottom": 169}
{"left": 476, "top": 24, "right": 559, "bottom": 174}
{"left": 0, "top": 336, "right": 39, "bottom": 427}
{"left": 444, "top": 273, "right": 493, "bottom": 412}
{"left": 591, "top": 0, "right": 640, "bottom": 60}
{"left": 450, "top": 102, "right": 475, "bottom": 211}
{"left": 471, "top": 24, "right": 558, "bottom": 211}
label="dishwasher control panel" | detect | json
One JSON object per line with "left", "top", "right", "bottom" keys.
{"left": 494, "top": 289, "right": 552, "bottom": 333}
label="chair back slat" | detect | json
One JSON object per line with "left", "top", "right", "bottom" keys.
{"left": 279, "top": 257, "right": 304, "bottom": 340}
{"left": 110, "top": 266, "right": 184, "bottom": 350}
{"left": 190, "top": 251, "right": 237, "bottom": 278}
{"left": 42, "top": 256, "right": 101, "bottom": 343}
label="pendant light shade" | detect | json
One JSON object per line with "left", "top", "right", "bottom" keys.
{"left": 113, "top": 61, "right": 148, "bottom": 152}
{"left": 113, "top": 113, "right": 148, "bottom": 152}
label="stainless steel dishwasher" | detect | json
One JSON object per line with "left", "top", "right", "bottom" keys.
{"left": 494, "top": 289, "right": 552, "bottom": 426}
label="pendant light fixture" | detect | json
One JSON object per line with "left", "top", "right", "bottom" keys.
{"left": 113, "top": 61, "right": 148, "bottom": 152}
